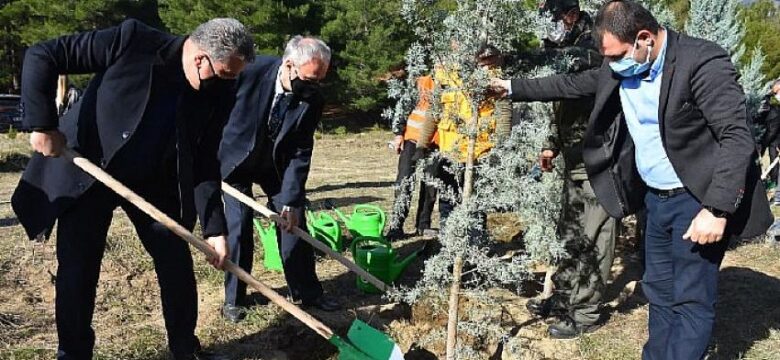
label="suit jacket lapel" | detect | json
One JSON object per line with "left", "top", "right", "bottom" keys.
{"left": 658, "top": 30, "right": 678, "bottom": 136}
{"left": 257, "top": 60, "right": 282, "bottom": 131}
{"left": 274, "top": 99, "right": 309, "bottom": 149}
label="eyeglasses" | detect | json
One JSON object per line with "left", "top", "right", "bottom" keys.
{"left": 202, "top": 55, "right": 239, "bottom": 80}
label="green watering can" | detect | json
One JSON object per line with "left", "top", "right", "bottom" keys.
{"left": 306, "top": 210, "right": 343, "bottom": 252}
{"left": 350, "top": 237, "right": 420, "bottom": 294}
{"left": 253, "top": 219, "right": 284, "bottom": 272}
{"left": 334, "top": 204, "right": 386, "bottom": 239}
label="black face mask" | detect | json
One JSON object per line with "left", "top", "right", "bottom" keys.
{"left": 289, "top": 67, "right": 320, "bottom": 99}
{"left": 198, "top": 55, "right": 222, "bottom": 92}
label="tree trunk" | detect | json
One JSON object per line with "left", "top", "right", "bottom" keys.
{"left": 445, "top": 106, "right": 479, "bottom": 359}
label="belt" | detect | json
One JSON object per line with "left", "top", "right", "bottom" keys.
{"left": 648, "top": 187, "right": 687, "bottom": 198}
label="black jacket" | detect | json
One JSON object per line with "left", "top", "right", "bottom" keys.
{"left": 12, "top": 19, "right": 230, "bottom": 239}
{"left": 218, "top": 56, "right": 324, "bottom": 208}
{"left": 510, "top": 30, "right": 772, "bottom": 238}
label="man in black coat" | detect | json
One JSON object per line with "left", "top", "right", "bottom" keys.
{"left": 12, "top": 19, "right": 254, "bottom": 360}
{"left": 218, "top": 36, "right": 338, "bottom": 322}
{"left": 491, "top": 1, "right": 771, "bottom": 359}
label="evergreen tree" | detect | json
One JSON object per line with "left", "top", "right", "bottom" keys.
{"left": 686, "top": 0, "right": 746, "bottom": 66}
{"left": 159, "top": 0, "right": 315, "bottom": 54}
{"left": 0, "top": 0, "right": 162, "bottom": 89}
{"left": 686, "top": 0, "right": 766, "bottom": 124}
{"left": 385, "top": 1, "right": 566, "bottom": 357}
{"left": 319, "top": 0, "right": 413, "bottom": 111}
{"left": 581, "top": 0, "right": 676, "bottom": 28}
{"left": 741, "top": 0, "right": 780, "bottom": 81}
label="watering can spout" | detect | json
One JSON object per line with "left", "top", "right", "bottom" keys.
{"left": 389, "top": 251, "right": 418, "bottom": 282}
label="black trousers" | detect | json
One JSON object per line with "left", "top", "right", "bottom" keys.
{"left": 390, "top": 140, "right": 437, "bottom": 232}
{"left": 55, "top": 183, "right": 199, "bottom": 360}
{"left": 223, "top": 179, "right": 322, "bottom": 306}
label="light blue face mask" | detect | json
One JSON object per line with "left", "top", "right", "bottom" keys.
{"left": 609, "top": 38, "right": 653, "bottom": 78}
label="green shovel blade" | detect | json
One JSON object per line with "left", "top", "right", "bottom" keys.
{"left": 328, "top": 320, "right": 404, "bottom": 360}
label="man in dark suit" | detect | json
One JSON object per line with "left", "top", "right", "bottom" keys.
{"left": 12, "top": 19, "right": 254, "bottom": 360}
{"left": 491, "top": 1, "right": 772, "bottom": 358}
{"left": 219, "top": 36, "right": 338, "bottom": 322}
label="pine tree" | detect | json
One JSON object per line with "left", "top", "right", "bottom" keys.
{"left": 319, "top": 0, "right": 413, "bottom": 111}
{"left": 159, "top": 0, "right": 314, "bottom": 54}
{"left": 685, "top": 0, "right": 746, "bottom": 66}
{"left": 686, "top": 0, "right": 766, "bottom": 125}
{"left": 0, "top": 0, "right": 162, "bottom": 89}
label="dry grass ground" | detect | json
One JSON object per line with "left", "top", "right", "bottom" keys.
{"left": 1, "top": 128, "right": 779, "bottom": 360}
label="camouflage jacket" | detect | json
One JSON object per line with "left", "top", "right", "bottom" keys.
{"left": 544, "top": 11, "right": 602, "bottom": 179}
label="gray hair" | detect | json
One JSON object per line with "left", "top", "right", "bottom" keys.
{"left": 282, "top": 36, "right": 331, "bottom": 66}
{"left": 190, "top": 18, "right": 255, "bottom": 63}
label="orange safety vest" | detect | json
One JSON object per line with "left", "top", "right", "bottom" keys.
{"left": 404, "top": 76, "right": 437, "bottom": 144}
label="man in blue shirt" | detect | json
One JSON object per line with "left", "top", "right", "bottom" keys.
{"left": 491, "top": 1, "right": 772, "bottom": 359}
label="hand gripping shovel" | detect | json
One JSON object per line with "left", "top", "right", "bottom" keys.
{"left": 221, "top": 182, "right": 389, "bottom": 292}
{"left": 62, "top": 149, "right": 403, "bottom": 360}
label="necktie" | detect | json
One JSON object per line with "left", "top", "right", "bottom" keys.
{"left": 268, "top": 93, "right": 292, "bottom": 141}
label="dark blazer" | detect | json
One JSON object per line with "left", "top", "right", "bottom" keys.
{"left": 510, "top": 30, "right": 772, "bottom": 239}
{"left": 12, "top": 19, "right": 230, "bottom": 239}
{"left": 219, "top": 56, "right": 324, "bottom": 208}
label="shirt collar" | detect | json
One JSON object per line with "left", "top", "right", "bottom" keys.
{"left": 645, "top": 28, "right": 667, "bottom": 82}
{"left": 275, "top": 65, "right": 286, "bottom": 96}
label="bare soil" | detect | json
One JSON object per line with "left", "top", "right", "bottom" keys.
{"left": 1, "top": 130, "right": 779, "bottom": 360}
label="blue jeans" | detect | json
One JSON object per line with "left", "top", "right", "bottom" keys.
{"left": 642, "top": 191, "right": 728, "bottom": 360}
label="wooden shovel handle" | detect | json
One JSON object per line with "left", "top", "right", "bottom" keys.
{"left": 762, "top": 153, "right": 780, "bottom": 181}
{"left": 221, "top": 182, "right": 389, "bottom": 291}
{"left": 62, "top": 148, "right": 334, "bottom": 340}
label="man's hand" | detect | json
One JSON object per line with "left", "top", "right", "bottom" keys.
{"left": 280, "top": 206, "right": 299, "bottom": 233}
{"left": 683, "top": 209, "right": 727, "bottom": 245}
{"left": 30, "top": 130, "right": 66, "bottom": 157}
{"left": 393, "top": 135, "right": 404, "bottom": 154}
{"left": 488, "top": 78, "right": 510, "bottom": 98}
{"left": 205, "top": 235, "right": 229, "bottom": 269}
{"left": 540, "top": 149, "right": 559, "bottom": 172}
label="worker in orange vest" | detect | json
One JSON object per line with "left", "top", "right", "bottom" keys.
{"left": 387, "top": 75, "right": 440, "bottom": 240}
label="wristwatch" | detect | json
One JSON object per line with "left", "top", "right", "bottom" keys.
{"left": 704, "top": 206, "right": 729, "bottom": 219}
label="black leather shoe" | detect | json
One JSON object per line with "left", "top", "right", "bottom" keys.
{"left": 240, "top": 293, "right": 269, "bottom": 307}
{"left": 526, "top": 297, "right": 565, "bottom": 318}
{"left": 222, "top": 304, "right": 246, "bottom": 323}
{"left": 302, "top": 295, "right": 341, "bottom": 312}
{"left": 547, "top": 316, "right": 602, "bottom": 339}
{"left": 386, "top": 228, "right": 405, "bottom": 241}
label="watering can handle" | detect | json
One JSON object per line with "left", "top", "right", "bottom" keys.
{"left": 350, "top": 236, "right": 391, "bottom": 257}
{"left": 355, "top": 204, "right": 386, "bottom": 228}
{"left": 306, "top": 209, "right": 315, "bottom": 226}
{"left": 333, "top": 207, "right": 349, "bottom": 224}
{"left": 62, "top": 149, "right": 336, "bottom": 340}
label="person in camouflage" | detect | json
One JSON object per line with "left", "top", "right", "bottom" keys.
{"left": 523, "top": 0, "right": 620, "bottom": 339}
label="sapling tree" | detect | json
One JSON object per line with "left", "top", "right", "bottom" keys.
{"left": 383, "top": 1, "right": 571, "bottom": 357}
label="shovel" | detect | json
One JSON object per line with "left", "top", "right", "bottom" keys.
{"left": 221, "top": 182, "right": 388, "bottom": 292}
{"left": 62, "top": 148, "right": 403, "bottom": 360}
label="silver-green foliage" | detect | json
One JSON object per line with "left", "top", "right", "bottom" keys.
{"left": 686, "top": 0, "right": 766, "bottom": 122}
{"left": 580, "top": 0, "right": 677, "bottom": 28}
{"left": 384, "top": 0, "right": 566, "bottom": 353}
